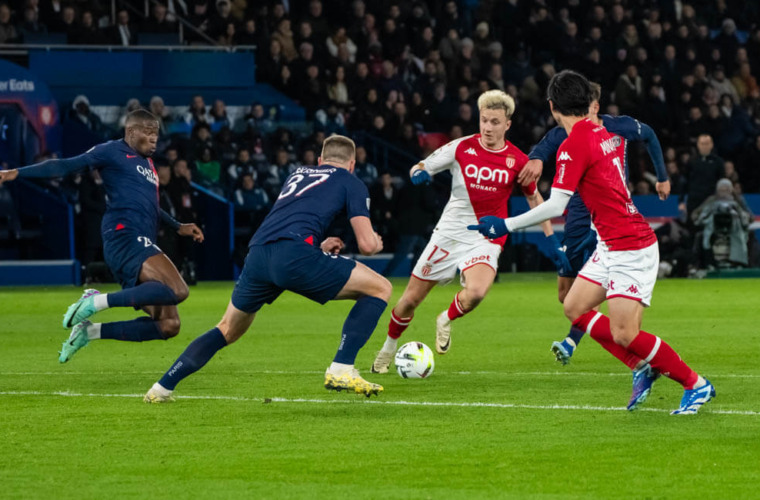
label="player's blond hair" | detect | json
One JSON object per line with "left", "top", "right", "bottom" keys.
{"left": 321, "top": 135, "right": 356, "bottom": 164}
{"left": 477, "top": 90, "right": 515, "bottom": 119}
{"left": 590, "top": 82, "right": 602, "bottom": 102}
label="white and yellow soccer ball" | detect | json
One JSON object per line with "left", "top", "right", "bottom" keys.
{"left": 395, "top": 342, "right": 435, "bottom": 379}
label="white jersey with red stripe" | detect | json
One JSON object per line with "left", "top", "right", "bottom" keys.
{"left": 552, "top": 119, "right": 656, "bottom": 251}
{"left": 420, "top": 134, "right": 536, "bottom": 247}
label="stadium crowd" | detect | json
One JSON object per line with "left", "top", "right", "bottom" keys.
{"left": 3, "top": 0, "right": 760, "bottom": 274}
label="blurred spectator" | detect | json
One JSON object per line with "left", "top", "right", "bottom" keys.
{"left": 680, "top": 134, "right": 726, "bottom": 222}
{"left": 225, "top": 148, "right": 256, "bottom": 191}
{"left": 68, "top": 95, "right": 103, "bottom": 134}
{"left": 209, "top": 99, "right": 232, "bottom": 132}
{"left": 208, "top": 0, "right": 233, "bottom": 42}
{"left": 271, "top": 18, "right": 297, "bottom": 62}
{"left": 305, "top": 0, "right": 329, "bottom": 40}
{"left": 731, "top": 63, "right": 759, "bottom": 100}
{"left": 326, "top": 26, "right": 357, "bottom": 64}
{"left": 327, "top": 65, "right": 350, "bottom": 106}
{"left": 260, "top": 148, "right": 292, "bottom": 199}
{"left": 184, "top": 95, "right": 210, "bottom": 126}
{"left": 193, "top": 147, "right": 222, "bottom": 191}
{"left": 190, "top": 122, "right": 214, "bottom": 159}
{"left": 141, "top": 3, "right": 175, "bottom": 34}
{"left": 615, "top": 65, "right": 644, "bottom": 116}
{"left": 258, "top": 39, "right": 286, "bottom": 83}
{"left": 0, "top": 3, "right": 19, "bottom": 43}
{"left": 118, "top": 98, "right": 142, "bottom": 129}
{"left": 692, "top": 178, "right": 753, "bottom": 267}
{"left": 244, "top": 102, "right": 275, "bottom": 136}
{"left": 149, "top": 96, "right": 172, "bottom": 136}
{"left": 315, "top": 104, "right": 347, "bottom": 136}
{"left": 300, "top": 64, "right": 328, "bottom": 117}
{"left": 19, "top": 6, "right": 47, "bottom": 39}
{"left": 370, "top": 171, "right": 398, "bottom": 250}
{"left": 106, "top": 10, "right": 135, "bottom": 46}
{"left": 353, "top": 146, "right": 377, "bottom": 186}
{"left": 233, "top": 173, "right": 270, "bottom": 229}
{"left": 236, "top": 18, "right": 265, "bottom": 46}
{"left": 214, "top": 126, "right": 238, "bottom": 166}
{"left": 72, "top": 10, "right": 106, "bottom": 44}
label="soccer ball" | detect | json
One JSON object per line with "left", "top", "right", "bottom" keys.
{"left": 395, "top": 342, "right": 435, "bottom": 379}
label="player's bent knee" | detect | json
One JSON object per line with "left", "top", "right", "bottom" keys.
{"left": 159, "top": 317, "right": 181, "bottom": 339}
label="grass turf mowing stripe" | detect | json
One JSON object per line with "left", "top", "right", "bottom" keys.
{"left": 1, "top": 390, "right": 757, "bottom": 416}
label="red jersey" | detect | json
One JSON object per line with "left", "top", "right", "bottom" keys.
{"left": 422, "top": 134, "right": 535, "bottom": 247}
{"left": 552, "top": 119, "right": 656, "bottom": 251}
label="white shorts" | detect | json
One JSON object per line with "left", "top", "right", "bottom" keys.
{"left": 412, "top": 233, "right": 501, "bottom": 286}
{"left": 578, "top": 241, "right": 659, "bottom": 306}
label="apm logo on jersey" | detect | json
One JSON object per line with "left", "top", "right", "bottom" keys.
{"left": 464, "top": 164, "right": 509, "bottom": 192}
{"left": 136, "top": 164, "right": 159, "bottom": 187}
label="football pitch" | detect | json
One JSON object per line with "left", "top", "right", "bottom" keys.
{"left": 2, "top": 274, "right": 759, "bottom": 499}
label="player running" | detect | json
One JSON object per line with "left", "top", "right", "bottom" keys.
{"left": 469, "top": 70, "right": 714, "bottom": 415}
{"left": 0, "top": 109, "right": 203, "bottom": 362}
{"left": 521, "top": 83, "right": 671, "bottom": 365}
{"left": 144, "top": 135, "right": 391, "bottom": 402}
{"left": 371, "top": 90, "right": 569, "bottom": 374}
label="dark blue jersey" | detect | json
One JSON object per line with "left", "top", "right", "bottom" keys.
{"left": 528, "top": 114, "right": 668, "bottom": 238}
{"left": 16, "top": 139, "right": 178, "bottom": 240}
{"left": 251, "top": 165, "right": 371, "bottom": 247}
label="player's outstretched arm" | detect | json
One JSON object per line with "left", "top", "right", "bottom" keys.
{"left": 350, "top": 216, "right": 383, "bottom": 256}
{"left": 178, "top": 223, "right": 204, "bottom": 242}
{"left": 0, "top": 168, "right": 19, "bottom": 186}
{"left": 9, "top": 155, "right": 93, "bottom": 181}
{"left": 520, "top": 126, "right": 567, "bottom": 185}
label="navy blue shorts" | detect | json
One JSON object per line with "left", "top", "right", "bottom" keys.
{"left": 560, "top": 229, "right": 598, "bottom": 278}
{"left": 231, "top": 239, "right": 357, "bottom": 314}
{"left": 103, "top": 229, "right": 163, "bottom": 288}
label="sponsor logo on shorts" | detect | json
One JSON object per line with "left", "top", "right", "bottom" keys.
{"left": 463, "top": 254, "right": 491, "bottom": 267}
{"left": 626, "top": 284, "right": 640, "bottom": 294}
{"left": 609, "top": 280, "right": 615, "bottom": 290}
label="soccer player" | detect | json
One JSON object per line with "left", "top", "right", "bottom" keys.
{"left": 0, "top": 109, "right": 204, "bottom": 362}
{"left": 144, "top": 135, "right": 391, "bottom": 402}
{"left": 371, "top": 90, "right": 569, "bottom": 374}
{"left": 469, "top": 70, "right": 715, "bottom": 415}
{"left": 522, "top": 83, "right": 672, "bottom": 365}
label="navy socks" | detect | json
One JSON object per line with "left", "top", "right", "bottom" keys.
{"left": 334, "top": 296, "right": 387, "bottom": 364}
{"left": 106, "top": 281, "right": 179, "bottom": 309}
{"left": 567, "top": 325, "right": 585, "bottom": 346}
{"left": 101, "top": 317, "right": 164, "bottom": 342}
{"left": 159, "top": 328, "right": 228, "bottom": 390}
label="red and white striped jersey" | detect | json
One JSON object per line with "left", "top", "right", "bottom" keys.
{"left": 420, "top": 134, "right": 536, "bottom": 247}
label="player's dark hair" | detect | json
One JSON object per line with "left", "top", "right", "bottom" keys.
{"left": 547, "top": 70, "right": 592, "bottom": 117}
{"left": 589, "top": 82, "right": 602, "bottom": 103}
{"left": 321, "top": 135, "right": 356, "bottom": 164}
{"left": 125, "top": 108, "right": 159, "bottom": 127}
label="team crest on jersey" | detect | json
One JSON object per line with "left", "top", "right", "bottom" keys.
{"left": 506, "top": 155, "right": 516, "bottom": 168}
{"left": 626, "top": 202, "right": 638, "bottom": 214}
{"left": 421, "top": 263, "right": 432, "bottom": 277}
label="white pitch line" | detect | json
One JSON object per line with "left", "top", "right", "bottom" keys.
{"left": 0, "top": 390, "right": 758, "bottom": 416}
{"left": 2, "top": 370, "right": 760, "bottom": 379}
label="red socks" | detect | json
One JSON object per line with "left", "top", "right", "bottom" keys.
{"left": 573, "top": 312, "right": 640, "bottom": 370}
{"left": 447, "top": 292, "right": 466, "bottom": 321}
{"left": 573, "top": 311, "right": 699, "bottom": 388}
{"left": 388, "top": 310, "right": 412, "bottom": 339}
{"left": 627, "top": 331, "right": 699, "bottom": 389}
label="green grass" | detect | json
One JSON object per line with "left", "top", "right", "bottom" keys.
{"left": 1, "top": 275, "right": 759, "bottom": 499}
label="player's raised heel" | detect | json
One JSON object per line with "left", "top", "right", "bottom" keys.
{"left": 435, "top": 312, "right": 451, "bottom": 355}
{"left": 627, "top": 363, "right": 661, "bottom": 411}
{"left": 324, "top": 368, "right": 383, "bottom": 397}
{"left": 144, "top": 383, "right": 175, "bottom": 403}
{"left": 671, "top": 379, "right": 715, "bottom": 415}
{"left": 58, "top": 320, "right": 92, "bottom": 363}
{"left": 371, "top": 350, "right": 394, "bottom": 374}
{"left": 62, "top": 289, "right": 101, "bottom": 329}
{"left": 550, "top": 339, "right": 575, "bottom": 365}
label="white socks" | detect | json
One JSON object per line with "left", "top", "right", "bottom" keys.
{"left": 93, "top": 294, "right": 109, "bottom": 312}
{"left": 86, "top": 322, "right": 102, "bottom": 340}
{"left": 327, "top": 362, "right": 353, "bottom": 376}
{"left": 382, "top": 336, "right": 398, "bottom": 353}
